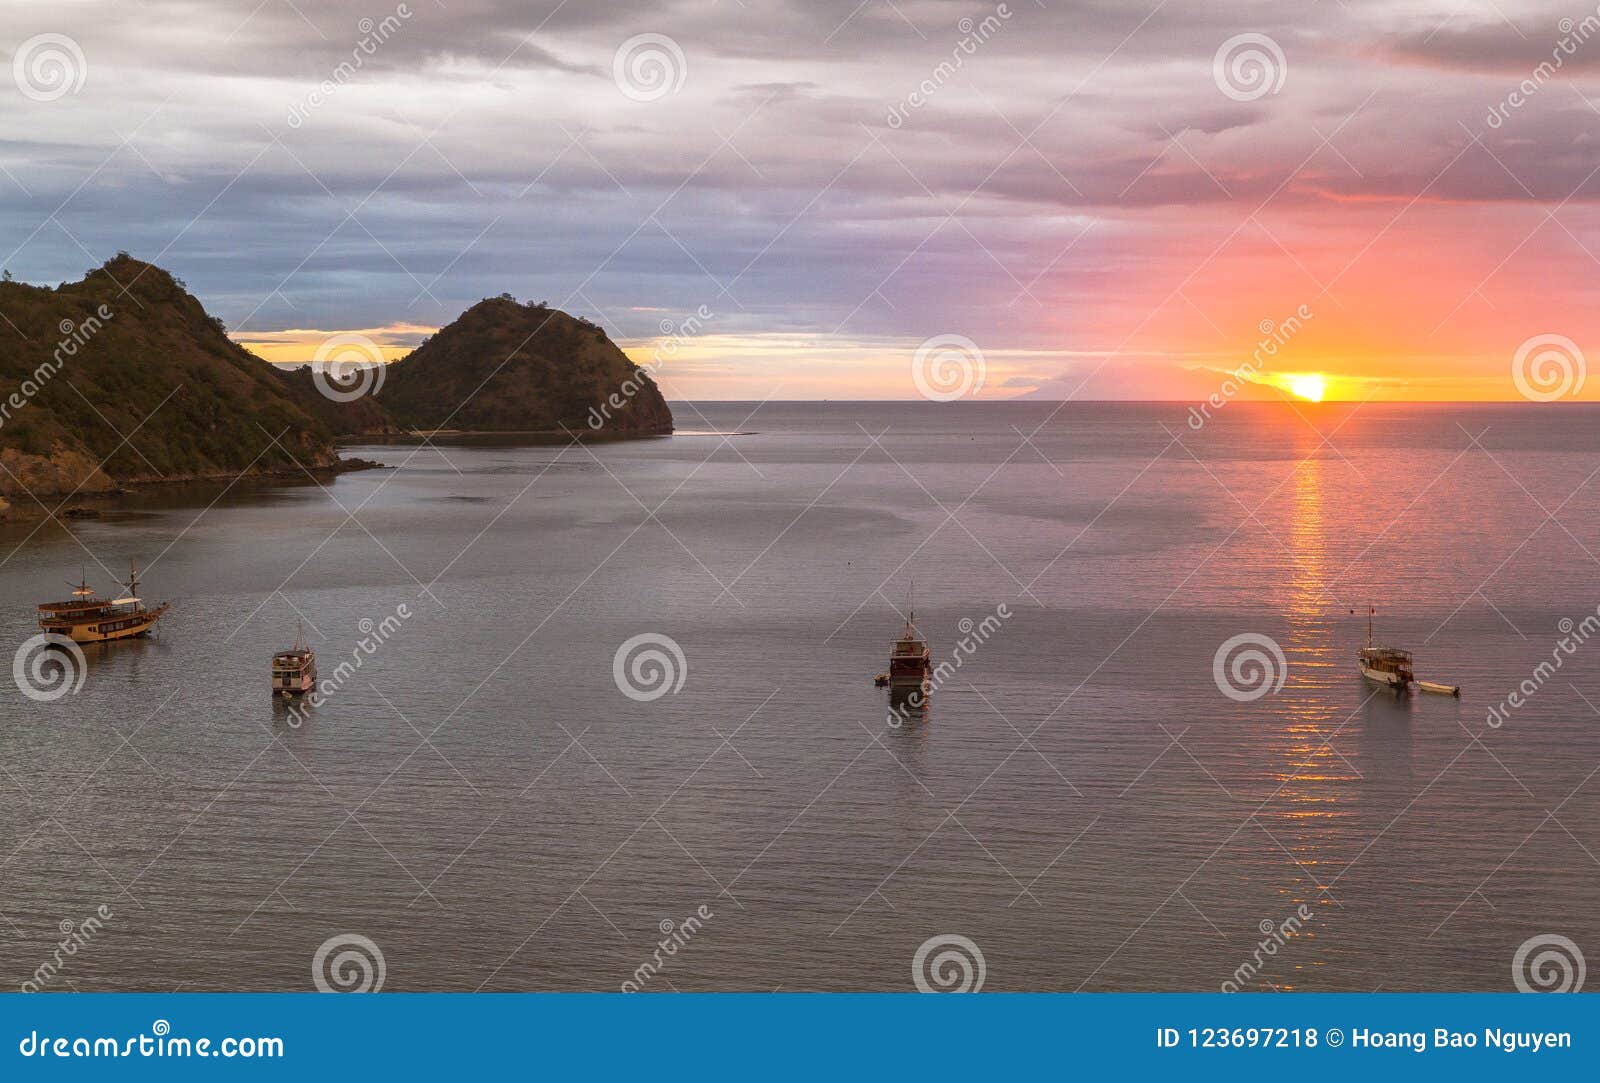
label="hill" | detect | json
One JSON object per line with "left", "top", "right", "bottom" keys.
{"left": 377, "top": 296, "right": 673, "bottom": 436}
{"left": 0, "top": 260, "right": 675, "bottom": 517}
{"left": 0, "top": 256, "right": 350, "bottom": 514}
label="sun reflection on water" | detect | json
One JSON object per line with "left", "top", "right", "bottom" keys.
{"left": 1262, "top": 450, "right": 1356, "bottom": 966}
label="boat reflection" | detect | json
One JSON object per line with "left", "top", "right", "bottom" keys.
{"left": 1357, "top": 683, "right": 1414, "bottom": 782}
{"left": 63, "top": 634, "right": 162, "bottom": 679}
{"left": 885, "top": 685, "right": 929, "bottom": 735}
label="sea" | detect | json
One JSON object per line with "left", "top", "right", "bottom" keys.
{"left": 1, "top": 401, "right": 1598, "bottom": 992}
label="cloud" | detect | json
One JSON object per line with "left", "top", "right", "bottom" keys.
{"left": 1378, "top": 16, "right": 1600, "bottom": 74}
{"left": 5, "top": 0, "right": 1600, "bottom": 399}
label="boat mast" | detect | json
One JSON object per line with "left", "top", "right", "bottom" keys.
{"left": 1351, "top": 604, "right": 1376, "bottom": 648}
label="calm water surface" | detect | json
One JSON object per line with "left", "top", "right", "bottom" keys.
{"left": 2, "top": 402, "right": 1599, "bottom": 991}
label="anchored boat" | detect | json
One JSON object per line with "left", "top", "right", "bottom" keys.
{"left": 887, "top": 609, "right": 931, "bottom": 693}
{"left": 1353, "top": 605, "right": 1459, "bottom": 695}
{"left": 1360, "top": 645, "right": 1415, "bottom": 688}
{"left": 272, "top": 623, "right": 317, "bottom": 697}
{"left": 1356, "top": 605, "right": 1413, "bottom": 688}
{"left": 36, "top": 565, "right": 169, "bottom": 644}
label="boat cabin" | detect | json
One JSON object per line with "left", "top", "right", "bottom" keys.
{"left": 272, "top": 645, "right": 317, "bottom": 696}
{"left": 1360, "top": 646, "right": 1414, "bottom": 684}
{"left": 888, "top": 612, "right": 931, "bottom": 689}
{"left": 37, "top": 569, "right": 168, "bottom": 644}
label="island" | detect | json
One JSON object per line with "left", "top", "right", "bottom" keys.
{"left": 0, "top": 256, "right": 673, "bottom": 519}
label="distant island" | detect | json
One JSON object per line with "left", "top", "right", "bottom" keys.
{"left": 0, "top": 256, "right": 672, "bottom": 518}
{"left": 377, "top": 295, "right": 673, "bottom": 436}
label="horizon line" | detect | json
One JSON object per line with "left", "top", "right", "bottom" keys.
{"left": 658, "top": 398, "right": 1590, "bottom": 405}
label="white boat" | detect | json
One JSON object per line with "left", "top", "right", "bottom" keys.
{"left": 1359, "top": 646, "right": 1414, "bottom": 687}
{"left": 1356, "top": 605, "right": 1414, "bottom": 689}
{"left": 272, "top": 622, "right": 317, "bottom": 697}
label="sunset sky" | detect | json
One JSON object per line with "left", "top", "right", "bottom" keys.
{"left": 4, "top": 0, "right": 1600, "bottom": 400}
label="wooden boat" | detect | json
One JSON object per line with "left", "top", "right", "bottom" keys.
{"left": 1356, "top": 605, "right": 1414, "bottom": 689}
{"left": 36, "top": 565, "right": 169, "bottom": 644}
{"left": 1360, "top": 645, "right": 1415, "bottom": 688}
{"left": 272, "top": 623, "right": 317, "bottom": 697}
{"left": 888, "top": 610, "right": 931, "bottom": 693}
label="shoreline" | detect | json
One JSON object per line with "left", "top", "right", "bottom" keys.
{"left": 0, "top": 457, "right": 387, "bottom": 524}
{"left": 344, "top": 425, "right": 674, "bottom": 444}
{"left": 0, "top": 426, "right": 674, "bottom": 523}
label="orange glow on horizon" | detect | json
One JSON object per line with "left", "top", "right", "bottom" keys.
{"left": 1285, "top": 374, "right": 1327, "bottom": 403}
{"left": 231, "top": 324, "right": 435, "bottom": 365}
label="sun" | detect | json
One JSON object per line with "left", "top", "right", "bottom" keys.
{"left": 1286, "top": 374, "right": 1327, "bottom": 403}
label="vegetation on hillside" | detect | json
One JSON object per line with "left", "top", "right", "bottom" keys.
{"left": 0, "top": 259, "right": 674, "bottom": 514}
{"left": 377, "top": 296, "right": 673, "bottom": 435}
{"left": 0, "top": 256, "right": 342, "bottom": 508}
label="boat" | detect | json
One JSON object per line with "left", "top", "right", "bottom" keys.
{"left": 887, "top": 609, "right": 931, "bottom": 694}
{"left": 36, "top": 564, "right": 169, "bottom": 644}
{"left": 1356, "top": 605, "right": 1414, "bottom": 689}
{"left": 1360, "top": 645, "right": 1415, "bottom": 688}
{"left": 272, "top": 623, "right": 317, "bottom": 697}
